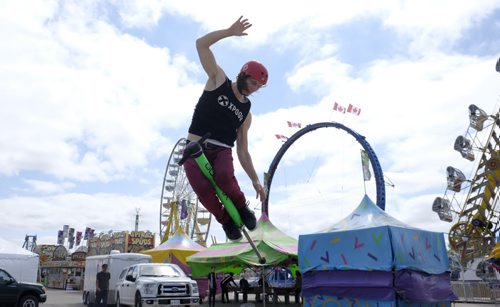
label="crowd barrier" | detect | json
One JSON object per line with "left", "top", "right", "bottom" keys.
{"left": 452, "top": 281, "right": 500, "bottom": 303}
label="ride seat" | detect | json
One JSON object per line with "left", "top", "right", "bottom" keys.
{"left": 446, "top": 166, "right": 466, "bottom": 192}
{"left": 469, "top": 104, "right": 488, "bottom": 131}
{"left": 432, "top": 197, "right": 453, "bottom": 222}
{"left": 454, "top": 135, "right": 475, "bottom": 161}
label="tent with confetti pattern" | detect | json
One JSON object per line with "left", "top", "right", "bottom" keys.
{"left": 298, "top": 195, "right": 456, "bottom": 307}
{"left": 186, "top": 213, "right": 298, "bottom": 277}
{"left": 140, "top": 229, "right": 213, "bottom": 299}
{"left": 140, "top": 228, "right": 205, "bottom": 274}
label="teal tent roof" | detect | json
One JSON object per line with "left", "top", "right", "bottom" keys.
{"left": 321, "top": 195, "right": 411, "bottom": 232}
{"left": 299, "top": 195, "right": 449, "bottom": 274}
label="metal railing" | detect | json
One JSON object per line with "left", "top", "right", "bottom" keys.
{"left": 452, "top": 281, "right": 500, "bottom": 304}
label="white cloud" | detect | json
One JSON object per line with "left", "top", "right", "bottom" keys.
{"left": 384, "top": 0, "right": 500, "bottom": 52}
{"left": 0, "top": 0, "right": 202, "bottom": 181}
{"left": 111, "top": 0, "right": 168, "bottom": 28}
{"left": 146, "top": 0, "right": 500, "bottom": 54}
{"left": 22, "top": 179, "right": 75, "bottom": 194}
{"left": 287, "top": 58, "right": 354, "bottom": 96}
{"left": 1, "top": 0, "right": 499, "bottom": 250}
{"left": 247, "top": 52, "right": 500, "bottom": 239}
{"left": 0, "top": 192, "right": 158, "bottom": 239}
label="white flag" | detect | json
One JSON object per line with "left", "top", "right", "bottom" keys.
{"left": 361, "top": 150, "right": 371, "bottom": 181}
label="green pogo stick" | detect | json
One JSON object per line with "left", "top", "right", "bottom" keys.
{"left": 178, "top": 133, "right": 266, "bottom": 264}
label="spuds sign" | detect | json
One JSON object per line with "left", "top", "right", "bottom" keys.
{"left": 87, "top": 230, "right": 155, "bottom": 256}
{"left": 127, "top": 231, "right": 155, "bottom": 253}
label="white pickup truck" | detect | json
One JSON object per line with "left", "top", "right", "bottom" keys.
{"left": 115, "top": 263, "right": 199, "bottom": 307}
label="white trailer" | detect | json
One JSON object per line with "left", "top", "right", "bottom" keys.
{"left": 82, "top": 252, "right": 151, "bottom": 305}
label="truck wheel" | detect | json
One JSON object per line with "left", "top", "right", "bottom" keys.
{"left": 18, "top": 294, "right": 39, "bottom": 307}
{"left": 134, "top": 292, "right": 142, "bottom": 307}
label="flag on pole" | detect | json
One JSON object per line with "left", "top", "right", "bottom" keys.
{"left": 76, "top": 231, "right": 82, "bottom": 246}
{"left": 287, "top": 121, "right": 302, "bottom": 128}
{"left": 57, "top": 230, "right": 64, "bottom": 245}
{"left": 347, "top": 104, "right": 361, "bottom": 116}
{"left": 275, "top": 134, "right": 289, "bottom": 141}
{"left": 68, "top": 228, "right": 75, "bottom": 240}
{"left": 62, "top": 225, "right": 69, "bottom": 238}
{"left": 333, "top": 102, "right": 346, "bottom": 113}
{"left": 361, "top": 149, "right": 371, "bottom": 181}
{"left": 180, "top": 199, "right": 189, "bottom": 220}
{"left": 84, "top": 227, "right": 91, "bottom": 240}
{"left": 68, "top": 228, "right": 75, "bottom": 249}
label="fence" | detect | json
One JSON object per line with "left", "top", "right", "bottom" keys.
{"left": 452, "top": 281, "right": 500, "bottom": 304}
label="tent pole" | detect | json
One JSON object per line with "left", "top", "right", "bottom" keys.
{"left": 262, "top": 266, "right": 266, "bottom": 307}
{"left": 242, "top": 228, "right": 266, "bottom": 264}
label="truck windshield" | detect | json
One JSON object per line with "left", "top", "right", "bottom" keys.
{"left": 140, "top": 266, "right": 183, "bottom": 277}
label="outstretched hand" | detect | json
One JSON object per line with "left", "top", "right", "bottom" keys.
{"left": 229, "top": 16, "right": 252, "bottom": 36}
{"left": 253, "top": 181, "right": 267, "bottom": 202}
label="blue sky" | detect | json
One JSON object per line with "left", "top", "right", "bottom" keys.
{"left": 1, "top": 0, "right": 499, "bottom": 250}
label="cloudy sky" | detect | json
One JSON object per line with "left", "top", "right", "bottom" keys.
{"left": 1, "top": 0, "right": 499, "bottom": 251}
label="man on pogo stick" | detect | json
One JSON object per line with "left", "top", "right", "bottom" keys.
{"left": 184, "top": 16, "right": 268, "bottom": 241}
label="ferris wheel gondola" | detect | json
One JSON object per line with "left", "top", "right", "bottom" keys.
{"left": 432, "top": 104, "right": 500, "bottom": 265}
{"left": 159, "top": 138, "right": 212, "bottom": 246}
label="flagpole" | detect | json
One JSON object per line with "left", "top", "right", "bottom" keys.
{"left": 363, "top": 177, "right": 367, "bottom": 194}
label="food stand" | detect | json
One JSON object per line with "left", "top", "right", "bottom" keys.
{"left": 36, "top": 245, "right": 86, "bottom": 289}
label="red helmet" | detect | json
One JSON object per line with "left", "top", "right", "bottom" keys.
{"left": 240, "top": 61, "right": 268, "bottom": 85}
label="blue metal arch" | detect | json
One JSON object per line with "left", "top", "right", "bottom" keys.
{"left": 262, "top": 122, "right": 386, "bottom": 214}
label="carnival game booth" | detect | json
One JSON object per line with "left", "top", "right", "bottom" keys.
{"left": 140, "top": 229, "right": 211, "bottom": 300}
{"left": 298, "top": 195, "right": 456, "bottom": 307}
{"left": 35, "top": 244, "right": 86, "bottom": 289}
{"left": 0, "top": 238, "right": 39, "bottom": 283}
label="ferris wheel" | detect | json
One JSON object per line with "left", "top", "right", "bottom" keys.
{"left": 159, "top": 138, "right": 212, "bottom": 246}
{"left": 432, "top": 104, "right": 500, "bottom": 265}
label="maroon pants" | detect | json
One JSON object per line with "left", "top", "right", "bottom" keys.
{"left": 183, "top": 147, "right": 246, "bottom": 225}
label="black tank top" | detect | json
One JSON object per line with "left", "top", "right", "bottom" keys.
{"left": 188, "top": 78, "right": 251, "bottom": 146}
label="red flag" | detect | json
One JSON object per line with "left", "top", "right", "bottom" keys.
{"left": 333, "top": 102, "right": 346, "bottom": 113}
{"left": 287, "top": 121, "right": 302, "bottom": 128}
{"left": 347, "top": 104, "right": 361, "bottom": 116}
{"left": 275, "top": 134, "right": 289, "bottom": 141}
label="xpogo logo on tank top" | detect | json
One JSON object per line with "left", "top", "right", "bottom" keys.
{"left": 217, "top": 95, "right": 244, "bottom": 122}
{"left": 217, "top": 95, "right": 229, "bottom": 107}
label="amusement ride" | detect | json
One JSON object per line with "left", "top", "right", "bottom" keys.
{"left": 159, "top": 138, "right": 212, "bottom": 246}
{"left": 432, "top": 104, "right": 500, "bottom": 266}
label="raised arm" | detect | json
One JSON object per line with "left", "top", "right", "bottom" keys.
{"left": 196, "top": 16, "right": 252, "bottom": 90}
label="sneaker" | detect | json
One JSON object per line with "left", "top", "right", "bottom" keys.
{"left": 238, "top": 205, "right": 257, "bottom": 231}
{"left": 222, "top": 219, "right": 242, "bottom": 241}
